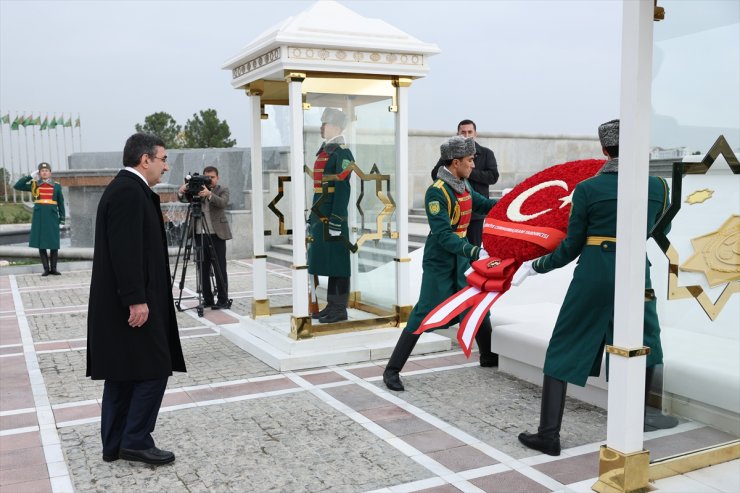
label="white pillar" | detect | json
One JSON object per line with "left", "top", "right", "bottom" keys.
{"left": 288, "top": 76, "right": 309, "bottom": 317}
{"left": 607, "top": 0, "right": 655, "bottom": 453}
{"left": 249, "top": 93, "right": 268, "bottom": 304}
{"left": 395, "top": 81, "right": 411, "bottom": 307}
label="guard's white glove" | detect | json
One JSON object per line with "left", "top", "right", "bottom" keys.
{"left": 512, "top": 260, "right": 538, "bottom": 286}
{"left": 329, "top": 228, "right": 341, "bottom": 237}
{"left": 478, "top": 247, "right": 489, "bottom": 259}
{"left": 31, "top": 170, "right": 39, "bottom": 180}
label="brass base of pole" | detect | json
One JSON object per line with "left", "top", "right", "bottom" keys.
{"left": 251, "top": 299, "right": 270, "bottom": 318}
{"left": 592, "top": 445, "right": 652, "bottom": 493}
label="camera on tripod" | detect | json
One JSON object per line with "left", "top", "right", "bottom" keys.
{"left": 183, "top": 172, "right": 212, "bottom": 202}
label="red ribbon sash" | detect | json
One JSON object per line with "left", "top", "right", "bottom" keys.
{"left": 483, "top": 218, "right": 565, "bottom": 251}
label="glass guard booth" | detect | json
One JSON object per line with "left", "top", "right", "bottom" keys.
{"left": 646, "top": 0, "right": 739, "bottom": 470}
{"left": 247, "top": 74, "right": 414, "bottom": 339}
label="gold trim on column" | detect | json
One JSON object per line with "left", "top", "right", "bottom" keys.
{"left": 393, "top": 257, "right": 411, "bottom": 263}
{"left": 290, "top": 316, "right": 312, "bottom": 340}
{"left": 309, "top": 315, "right": 396, "bottom": 336}
{"left": 394, "top": 305, "right": 412, "bottom": 327}
{"left": 605, "top": 345, "right": 651, "bottom": 358}
{"left": 653, "top": 1, "right": 665, "bottom": 21}
{"left": 251, "top": 299, "right": 270, "bottom": 318}
{"left": 253, "top": 255, "right": 267, "bottom": 260}
{"left": 292, "top": 265, "right": 308, "bottom": 270}
{"left": 285, "top": 72, "right": 306, "bottom": 83}
{"left": 349, "top": 291, "right": 362, "bottom": 308}
{"left": 392, "top": 77, "right": 413, "bottom": 88}
{"left": 649, "top": 441, "right": 739, "bottom": 481}
{"left": 592, "top": 446, "right": 651, "bottom": 493}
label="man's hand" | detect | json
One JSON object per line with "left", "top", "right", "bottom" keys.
{"left": 512, "top": 260, "right": 538, "bottom": 286}
{"left": 178, "top": 184, "right": 187, "bottom": 195}
{"left": 329, "top": 228, "right": 341, "bottom": 237}
{"left": 197, "top": 185, "right": 212, "bottom": 199}
{"left": 128, "top": 303, "right": 149, "bottom": 327}
{"left": 478, "top": 247, "right": 490, "bottom": 259}
{"left": 31, "top": 170, "right": 39, "bottom": 180}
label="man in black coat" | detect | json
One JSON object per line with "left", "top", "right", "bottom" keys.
{"left": 87, "top": 133, "right": 186, "bottom": 465}
{"left": 431, "top": 119, "right": 500, "bottom": 366}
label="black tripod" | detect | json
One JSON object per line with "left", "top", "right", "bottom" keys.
{"left": 172, "top": 199, "right": 232, "bottom": 317}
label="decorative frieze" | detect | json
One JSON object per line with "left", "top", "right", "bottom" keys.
{"left": 288, "top": 46, "right": 422, "bottom": 66}
{"left": 232, "top": 47, "right": 282, "bottom": 79}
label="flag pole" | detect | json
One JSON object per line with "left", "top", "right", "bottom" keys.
{"left": 60, "top": 113, "right": 68, "bottom": 169}
{"left": 11, "top": 113, "right": 20, "bottom": 202}
{"left": 53, "top": 114, "right": 62, "bottom": 169}
{"left": 76, "top": 114, "right": 82, "bottom": 155}
{"left": 0, "top": 119, "right": 7, "bottom": 202}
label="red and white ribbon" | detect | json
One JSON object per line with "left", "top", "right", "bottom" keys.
{"left": 415, "top": 257, "right": 518, "bottom": 357}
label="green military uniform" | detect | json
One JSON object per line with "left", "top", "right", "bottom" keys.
{"left": 404, "top": 177, "right": 497, "bottom": 334}
{"left": 14, "top": 175, "right": 65, "bottom": 250}
{"left": 533, "top": 166, "right": 670, "bottom": 386}
{"left": 307, "top": 137, "right": 354, "bottom": 278}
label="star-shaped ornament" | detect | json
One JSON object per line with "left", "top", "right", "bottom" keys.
{"left": 681, "top": 215, "right": 740, "bottom": 287}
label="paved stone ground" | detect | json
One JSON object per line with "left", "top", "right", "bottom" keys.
{"left": 2, "top": 262, "right": 737, "bottom": 493}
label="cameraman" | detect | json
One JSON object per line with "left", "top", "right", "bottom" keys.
{"left": 177, "top": 166, "right": 232, "bottom": 309}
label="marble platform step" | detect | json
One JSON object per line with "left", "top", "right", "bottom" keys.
{"left": 220, "top": 313, "right": 451, "bottom": 371}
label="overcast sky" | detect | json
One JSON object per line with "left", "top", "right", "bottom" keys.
{"left": 0, "top": 0, "right": 737, "bottom": 157}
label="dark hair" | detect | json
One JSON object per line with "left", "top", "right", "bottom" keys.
{"left": 442, "top": 158, "right": 454, "bottom": 167}
{"left": 122, "top": 133, "right": 165, "bottom": 167}
{"left": 203, "top": 166, "right": 219, "bottom": 176}
{"left": 457, "top": 119, "right": 477, "bottom": 131}
{"left": 604, "top": 145, "right": 619, "bottom": 158}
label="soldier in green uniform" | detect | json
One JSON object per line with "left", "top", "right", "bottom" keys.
{"left": 308, "top": 108, "right": 354, "bottom": 323}
{"left": 383, "top": 136, "right": 499, "bottom": 392}
{"left": 517, "top": 119, "right": 676, "bottom": 457}
{"left": 14, "top": 162, "right": 65, "bottom": 276}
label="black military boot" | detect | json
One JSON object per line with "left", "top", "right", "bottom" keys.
{"left": 49, "top": 250, "right": 62, "bottom": 275}
{"left": 475, "top": 318, "right": 498, "bottom": 367}
{"left": 383, "top": 331, "right": 420, "bottom": 391}
{"left": 518, "top": 375, "right": 567, "bottom": 456}
{"left": 319, "top": 277, "right": 349, "bottom": 323}
{"left": 644, "top": 365, "right": 678, "bottom": 431}
{"left": 39, "top": 249, "right": 50, "bottom": 277}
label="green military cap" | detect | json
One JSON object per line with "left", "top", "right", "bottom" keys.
{"left": 38, "top": 162, "right": 52, "bottom": 172}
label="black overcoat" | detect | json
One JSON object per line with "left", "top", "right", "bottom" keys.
{"left": 86, "top": 170, "right": 186, "bottom": 381}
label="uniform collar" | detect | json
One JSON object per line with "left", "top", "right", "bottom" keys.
{"left": 437, "top": 165, "right": 466, "bottom": 194}
{"left": 598, "top": 157, "right": 619, "bottom": 174}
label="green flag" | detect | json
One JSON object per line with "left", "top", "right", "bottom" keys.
{"left": 75, "top": 115, "right": 80, "bottom": 127}
{"left": 64, "top": 116, "right": 72, "bottom": 127}
{"left": 49, "top": 116, "right": 58, "bottom": 129}
{"left": 1, "top": 114, "right": 9, "bottom": 124}
{"left": 33, "top": 116, "right": 41, "bottom": 125}
{"left": 40, "top": 116, "right": 49, "bottom": 130}
{"left": 22, "top": 115, "right": 32, "bottom": 126}
{"left": 10, "top": 116, "right": 19, "bottom": 131}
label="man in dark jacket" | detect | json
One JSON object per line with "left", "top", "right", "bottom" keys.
{"left": 87, "top": 133, "right": 186, "bottom": 465}
{"left": 431, "top": 119, "right": 499, "bottom": 247}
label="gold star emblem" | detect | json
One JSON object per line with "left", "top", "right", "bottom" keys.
{"left": 685, "top": 189, "right": 714, "bottom": 205}
{"left": 650, "top": 135, "right": 740, "bottom": 321}
{"left": 680, "top": 215, "right": 740, "bottom": 286}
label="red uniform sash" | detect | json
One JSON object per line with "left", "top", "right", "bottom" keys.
{"left": 454, "top": 190, "right": 472, "bottom": 237}
{"left": 36, "top": 182, "right": 54, "bottom": 201}
{"left": 313, "top": 151, "right": 330, "bottom": 190}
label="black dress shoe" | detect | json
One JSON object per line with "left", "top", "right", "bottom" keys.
{"left": 212, "top": 301, "right": 229, "bottom": 310}
{"left": 311, "top": 306, "right": 329, "bottom": 319}
{"left": 479, "top": 352, "right": 499, "bottom": 368}
{"left": 518, "top": 432, "right": 561, "bottom": 456}
{"left": 318, "top": 309, "right": 348, "bottom": 324}
{"left": 383, "top": 369, "right": 404, "bottom": 391}
{"left": 49, "top": 270, "right": 62, "bottom": 276}
{"left": 103, "top": 453, "right": 119, "bottom": 462}
{"left": 119, "top": 447, "right": 175, "bottom": 465}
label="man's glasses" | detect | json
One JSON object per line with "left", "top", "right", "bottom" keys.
{"left": 149, "top": 154, "right": 168, "bottom": 163}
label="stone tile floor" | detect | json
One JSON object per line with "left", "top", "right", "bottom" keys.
{"left": 0, "top": 261, "right": 738, "bottom": 492}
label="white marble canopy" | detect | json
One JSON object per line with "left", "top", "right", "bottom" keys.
{"left": 222, "top": 0, "right": 440, "bottom": 88}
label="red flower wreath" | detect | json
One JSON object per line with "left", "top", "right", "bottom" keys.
{"left": 416, "top": 159, "right": 605, "bottom": 356}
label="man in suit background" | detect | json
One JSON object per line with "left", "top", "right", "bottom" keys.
{"left": 178, "top": 165, "right": 232, "bottom": 309}
{"left": 87, "top": 133, "right": 186, "bottom": 465}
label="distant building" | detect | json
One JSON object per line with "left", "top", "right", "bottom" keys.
{"left": 650, "top": 146, "right": 689, "bottom": 160}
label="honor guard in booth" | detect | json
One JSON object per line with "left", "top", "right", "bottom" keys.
{"left": 14, "top": 162, "right": 66, "bottom": 276}
{"left": 308, "top": 108, "right": 354, "bottom": 324}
